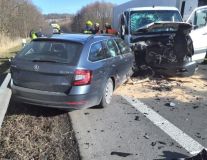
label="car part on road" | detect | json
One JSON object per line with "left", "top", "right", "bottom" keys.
{"left": 99, "top": 78, "right": 114, "bottom": 108}
{"left": 111, "top": 151, "right": 133, "bottom": 157}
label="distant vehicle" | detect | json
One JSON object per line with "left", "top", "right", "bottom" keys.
{"left": 10, "top": 34, "right": 134, "bottom": 110}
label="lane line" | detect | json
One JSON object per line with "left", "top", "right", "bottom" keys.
{"left": 1, "top": 73, "right": 11, "bottom": 89}
{"left": 0, "top": 73, "right": 12, "bottom": 128}
{"left": 122, "top": 95, "right": 206, "bottom": 155}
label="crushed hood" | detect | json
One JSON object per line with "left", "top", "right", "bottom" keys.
{"left": 136, "top": 21, "right": 192, "bottom": 33}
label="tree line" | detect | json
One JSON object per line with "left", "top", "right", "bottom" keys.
{"left": 71, "top": 1, "right": 114, "bottom": 33}
{"left": 0, "top": 0, "right": 47, "bottom": 38}
{"left": 0, "top": 0, "right": 115, "bottom": 38}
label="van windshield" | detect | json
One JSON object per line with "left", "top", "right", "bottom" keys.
{"left": 130, "top": 10, "right": 183, "bottom": 34}
{"left": 16, "top": 40, "right": 83, "bottom": 65}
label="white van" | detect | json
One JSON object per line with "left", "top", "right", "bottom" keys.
{"left": 187, "top": 6, "right": 207, "bottom": 63}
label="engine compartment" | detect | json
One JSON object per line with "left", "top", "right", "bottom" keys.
{"left": 133, "top": 31, "right": 194, "bottom": 66}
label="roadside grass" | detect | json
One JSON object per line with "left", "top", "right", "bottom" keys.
{"left": 0, "top": 35, "right": 22, "bottom": 58}
{"left": 0, "top": 102, "right": 80, "bottom": 160}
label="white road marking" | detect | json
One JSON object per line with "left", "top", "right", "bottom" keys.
{"left": 122, "top": 95, "right": 206, "bottom": 155}
{"left": 1, "top": 73, "right": 11, "bottom": 89}
{"left": 0, "top": 73, "right": 12, "bottom": 128}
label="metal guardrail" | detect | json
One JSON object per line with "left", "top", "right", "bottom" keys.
{"left": 0, "top": 73, "right": 12, "bottom": 128}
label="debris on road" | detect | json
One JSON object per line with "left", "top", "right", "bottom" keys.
{"left": 117, "top": 65, "right": 207, "bottom": 105}
{"left": 134, "top": 116, "right": 140, "bottom": 121}
{"left": 193, "top": 106, "right": 199, "bottom": 109}
{"left": 151, "top": 142, "right": 157, "bottom": 146}
{"left": 165, "top": 102, "right": 176, "bottom": 107}
{"left": 158, "top": 146, "right": 165, "bottom": 150}
{"left": 126, "top": 77, "right": 150, "bottom": 85}
{"left": 158, "top": 141, "right": 167, "bottom": 145}
{"left": 152, "top": 80, "right": 173, "bottom": 92}
{"left": 143, "top": 133, "right": 150, "bottom": 139}
{"left": 111, "top": 151, "right": 133, "bottom": 157}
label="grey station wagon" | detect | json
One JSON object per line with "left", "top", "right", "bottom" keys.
{"left": 10, "top": 34, "right": 134, "bottom": 110}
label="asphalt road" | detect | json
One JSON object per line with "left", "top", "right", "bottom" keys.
{"left": 69, "top": 65, "right": 207, "bottom": 160}
{"left": 1, "top": 58, "right": 206, "bottom": 159}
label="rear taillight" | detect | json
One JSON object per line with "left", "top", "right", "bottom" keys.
{"left": 73, "top": 69, "right": 92, "bottom": 86}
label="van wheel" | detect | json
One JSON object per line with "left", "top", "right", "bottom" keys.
{"left": 99, "top": 78, "right": 114, "bottom": 108}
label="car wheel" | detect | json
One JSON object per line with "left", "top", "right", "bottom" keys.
{"left": 99, "top": 78, "right": 114, "bottom": 108}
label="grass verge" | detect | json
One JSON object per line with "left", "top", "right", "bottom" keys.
{"left": 0, "top": 101, "right": 80, "bottom": 160}
{"left": 0, "top": 35, "right": 22, "bottom": 58}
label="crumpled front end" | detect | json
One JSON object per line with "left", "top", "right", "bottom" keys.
{"left": 131, "top": 22, "right": 197, "bottom": 76}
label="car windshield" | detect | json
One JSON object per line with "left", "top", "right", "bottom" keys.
{"left": 16, "top": 40, "right": 83, "bottom": 65}
{"left": 130, "top": 10, "right": 183, "bottom": 34}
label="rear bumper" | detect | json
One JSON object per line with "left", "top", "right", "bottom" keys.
{"left": 153, "top": 61, "right": 197, "bottom": 77}
{"left": 11, "top": 81, "right": 100, "bottom": 110}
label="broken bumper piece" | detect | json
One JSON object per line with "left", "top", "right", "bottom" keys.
{"left": 152, "top": 61, "right": 197, "bottom": 77}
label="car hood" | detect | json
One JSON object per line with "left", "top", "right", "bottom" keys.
{"left": 136, "top": 21, "right": 192, "bottom": 33}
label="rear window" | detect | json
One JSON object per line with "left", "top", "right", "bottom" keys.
{"left": 16, "top": 40, "right": 83, "bottom": 65}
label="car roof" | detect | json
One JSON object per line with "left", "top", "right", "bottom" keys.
{"left": 35, "top": 34, "right": 116, "bottom": 44}
{"left": 128, "top": 6, "right": 179, "bottom": 11}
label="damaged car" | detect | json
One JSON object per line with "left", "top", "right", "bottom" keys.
{"left": 118, "top": 7, "right": 197, "bottom": 76}
{"left": 132, "top": 21, "right": 197, "bottom": 76}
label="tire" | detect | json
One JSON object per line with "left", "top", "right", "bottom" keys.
{"left": 99, "top": 78, "right": 114, "bottom": 108}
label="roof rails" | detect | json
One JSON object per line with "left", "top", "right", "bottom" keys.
{"left": 86, "top": 34, "right": 95, "bottom": 41}
{"left": 86, "top": 34, "right": 117, "bottom": 41}
{"left": 99, "top": 34, "right": 117, "bottom": 36}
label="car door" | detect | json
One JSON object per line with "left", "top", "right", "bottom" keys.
{"left": 187, "top": 6, "right": 207, "bottom": 63}
{"left": 114, "top": 38, "right": 134, "bottom": 79}
{"left": 88, "top": 41, "right": 111, "bottom": 94}
{"left": 103, "top": 39, "right": 125, "bottom": 86}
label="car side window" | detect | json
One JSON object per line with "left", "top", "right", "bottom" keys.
{"left": 115, "top": 39, "right": 131, "bottom": 54}
{"left": 104, "top": 39, "right": 119, "bottom": 57}
{"left": 89, "top": 42, "right": 106, "bottom": 62}
{"left": 194, "top": 9, "right": 207, "bottom": 29}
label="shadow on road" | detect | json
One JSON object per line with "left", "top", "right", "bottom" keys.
{"left": 155, "top": 150, "right": 188, "bottom": 160}
{"left": 6, "top": 98, "right": 68, "bottom": 117}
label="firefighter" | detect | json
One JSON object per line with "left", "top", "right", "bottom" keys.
{"left": 104, "top": 23, "right": 117, "bottom": 35}
{"left": 93, "top": 23, "right": 101, "bottom": 34}
{"left": 29, "top": 30, "right": 38, "bottom": 40}
{"left": 83, "top": 20, "right": 93, "bottom": 34}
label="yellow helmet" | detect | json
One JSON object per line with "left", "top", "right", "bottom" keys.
{"left": 86, "top": 20, "right": 93, "bottom": 27}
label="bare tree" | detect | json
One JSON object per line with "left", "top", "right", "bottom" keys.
{"left": 71, "top": 1, "right": 114, "bottom": 32}
{"left": 0, "top": 0, "right": 48, "bottom": 38}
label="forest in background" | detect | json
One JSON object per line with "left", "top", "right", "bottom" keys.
{"left": 0, "top": 0, "right": 114, "bottom": 55}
